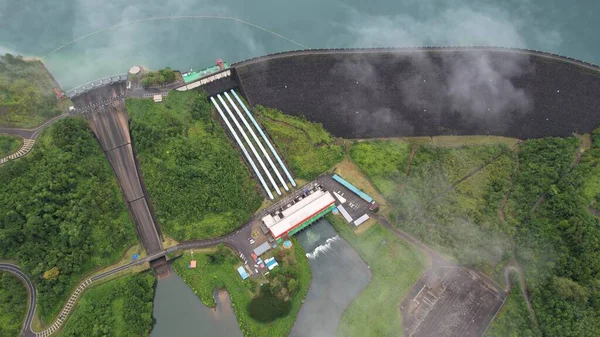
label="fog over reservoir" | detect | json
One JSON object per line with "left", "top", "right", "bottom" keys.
{"left": 0, "top": 0, "right": 599, "bottom": 89}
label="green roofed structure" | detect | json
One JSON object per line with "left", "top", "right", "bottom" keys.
{"left": 182, "top": 59, "right": 230, "bottom": 84}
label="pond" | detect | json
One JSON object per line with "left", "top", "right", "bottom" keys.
{"left": 151, "top": 274, "right": 242, "bottom": 337}
{"left": 291, "top": 218, "right": 372, "bottom": 337}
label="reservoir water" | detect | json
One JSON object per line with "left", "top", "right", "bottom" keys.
{"left": 151, "top": 274, "right": 242, "bottom": 337}
{"left": 292, "top": 219, "right": 371, "bottom": 337}
{"left": 1, "top": 0, "right": 599, "bottom": 89}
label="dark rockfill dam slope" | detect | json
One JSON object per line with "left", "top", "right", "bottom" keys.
{"left": 236, "top": 48, "right": 600, "bottom": 139}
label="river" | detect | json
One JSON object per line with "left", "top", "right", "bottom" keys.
{"left": 151, "top": 274, "right": 242, "bottom": 337}
{"left": 0, "top": 0, "right": 599, "bottom": 89}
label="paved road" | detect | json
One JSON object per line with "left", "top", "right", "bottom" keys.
{"left": 0, "top": 257, "right": 150, "bottom": 337}
{"left": 234, "top": 46, "right": 600, "bottom": 71}
{"left": 73, "top": 83, "right": 163, "bottom": 255}
{"left": 0, "top": 113, "right": 71, "bottom": 165}
{"left": 0, "top": 263, "right": 37, "bottom": 337}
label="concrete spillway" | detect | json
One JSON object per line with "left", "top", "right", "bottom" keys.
{"left": 76, "top": 83, "right": 163, "bottom": 255}
{"left": 231, "top": 90, "right": 296, "bottom": 187}
{"left": 211, "top": 96, "right": 274, "bottom": 200}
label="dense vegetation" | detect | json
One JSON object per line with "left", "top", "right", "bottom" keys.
{"left": 60, "top": 272, "right": 155, "bottom": 337}
{"left": 513, "top": 137, "right": 600, "bottom": 336}
{"left": 0, "top": 118, "right": 136, "bottom": 322}
{"left": 141, "top": 67, "right": 177, "bottom": 88}
{"left": 486, "top": 272, "right": 541, "bottom": 337}
{"left": 350, "top": 135, "right": 600, "bottom": 336}
{"left": 327, "top": 214, "right": 427, "bottom": 337}
{"left": 127, "top": 91, "right": 262, "bottom": 241}
{"left": 0, "top": 271, "right": 27, "bottom": 337}
{"left": 247, "top": 285, "right": 292, "bottom": 322}
{"left": 173, "top": 242, "right": 311, "bottom": 337}
{"left": 0, "top": 134, "right": 21, "bottom": 157}
{"left": 0, "top": 54, "right": 61, "bottom": 127}
{"left": 351, "top": 140, "right": 516, "bottom": 271}
{"left": 255, "top": 105, "right": 344, "bottom": 180}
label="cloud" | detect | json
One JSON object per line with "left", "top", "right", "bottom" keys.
{"left": 339, "top": 1, "right": 561, "bottom": 49}
{"left": 38, "top": 0, "right": 268, "bottom": 89}
{"left": 327, "top": 1, "right": 550, "bottom": 133}
{"left": 396, "top": 51, "right": 532, "bottom": 132}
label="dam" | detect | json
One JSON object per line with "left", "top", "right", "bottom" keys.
{"left": 235, "top": 47, "right": 600, "bottom": 140}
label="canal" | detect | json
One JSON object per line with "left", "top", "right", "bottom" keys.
{"left": 151, "top": 274, "right": 242, "bottom": 337}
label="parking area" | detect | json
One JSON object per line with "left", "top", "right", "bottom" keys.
{"left": 401, "top": 265, "right": 506, "bottom": 337}
{"left": 317, "top": 175, "right": 372, "bottom": 221}
{"left": 229, "top": 180, "right": 323, "bottom": 278}
{"left": 232, "top": 174, "right": 376, "bottom": 278}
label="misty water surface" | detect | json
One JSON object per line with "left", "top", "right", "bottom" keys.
{"left": 0, "top": 0, "right": 599, "bottom": 88}
{"left": 292, "top": 219, "right": 371, "bottom": 337}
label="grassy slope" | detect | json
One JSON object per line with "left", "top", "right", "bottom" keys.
{"left": 0, "top": 54, "right": 61, "bottom": 128}
{"left": 349, "top": 140, "right": 412, "bottom": 201}
{"left": 0, "top": 271, "right": 27, "bottom": 337}
{"left": 0, "top": 118, "right": 136, "bottom": 323}
{"left": 127, "top": 91, "right": 262, "bottom": 241}
{"left": 328, "top": 214, "right": 428, "bottom": 337}
{"left": 486, "top": 272, "right": 541, "bottom": 337}
{"left": 59, "top": 272, "right": 155, "bottom": 337}
{"left": 0, "top": 134, "right": 22, "bottom": 157}
{"left": 173, "top": 243, "right": 311, "bottom": 337}
{"left": 255, "top": 105, "right": 344, "bottom": 180}
{"left": 350, "top": 139, "right": 516, "bottom": 272}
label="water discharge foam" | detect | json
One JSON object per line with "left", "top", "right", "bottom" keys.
{"left": 305, "top": 235, "right": 341, "bottom": 260}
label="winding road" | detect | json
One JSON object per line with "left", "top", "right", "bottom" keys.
{"left": 0, "top": 264, "right": 36, "bottom": 337}
{"left": 0, "top": 113, "right": 70, "bottom": 165}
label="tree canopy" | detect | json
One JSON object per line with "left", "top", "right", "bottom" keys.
{"left": 127, "top": 91, "right": 262, "bottom": 241}
{"left": 0, "top": 53, "right": 61, "bottom": 127}
{"left": 0, "top": 117, "right": 136, "bottom": 322}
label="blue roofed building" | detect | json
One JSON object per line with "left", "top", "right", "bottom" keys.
{"left": 237, "top": 266, "right": 249, "bottom": 280}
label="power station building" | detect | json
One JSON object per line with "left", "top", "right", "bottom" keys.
{"left": 262, "top": 190, "right": 336, "bottom": 241}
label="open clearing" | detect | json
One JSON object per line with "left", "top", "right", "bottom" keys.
{"left": 402, "top": 265, "right": 505, "bottom": 337}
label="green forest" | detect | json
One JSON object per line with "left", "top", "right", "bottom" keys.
{"left": 0, "top": 118, "right": 136, "bottom": 322}
{"left": 60, "top": 272, "right": 155, "bottom": 337}
{"left": 127, "top": 91, "right": 262, "bottom": 241}
{"left": 0, "top": 271, "right": 27, "bottom": 337}
{"left": 0, "top": 134, "right": 21, "bottom": 157}
{"left": 0, "top": 54, "right": 61, "bottom": 128}
{"left": 486, "top": 271, "right": 541, "bottom": 337}
{"left": 174, "top": 243, "right": 311, "bottom": 337}
{"left": 350, "top": 134, "right": 600, "bottom": 336}
{"left": 255, "top": 105, "right": 344, "bottom": 180}
{"left": 141, "top": 67, "right": 177, "bottom": 88}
